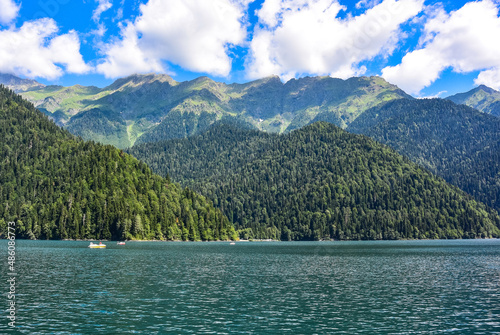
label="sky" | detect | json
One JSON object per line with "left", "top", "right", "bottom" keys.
{"left": 0, "top": 0, "right": 499, "bottom": 97}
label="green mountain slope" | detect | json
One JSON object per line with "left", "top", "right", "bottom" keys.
{"left": 348, "top": 98, "right": 500, "bottom": 210}
{"left": 0, "top": 86, "right": 236, "bottom": 241}
{"left": 127, "top": 122, "right": 500, "bottom": 241}
{"left": 447, "top": 85, "right": 500, "bottom": 117}
{"left": 65, "top": 108, "right": 131, "bottom": 148}
{"left": 13, "top": 73, "right": 410, "bottom": 148}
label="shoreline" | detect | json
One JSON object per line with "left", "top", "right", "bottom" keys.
{"left": 1, "top": 237, "right": 498, "bottom": 242}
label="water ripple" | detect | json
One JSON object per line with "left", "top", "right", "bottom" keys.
{"left": 1, "top": 240, "right": 500, "bottom": 334}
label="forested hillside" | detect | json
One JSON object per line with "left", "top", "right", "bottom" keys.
{"left": 128, "top": 122, "right": 500, "bottom": 241}
{"left": 348, "top": 98, "right": 500, "bottom": 211}
{"left": 0, "top": 86, "right": 236, "bottom": 241}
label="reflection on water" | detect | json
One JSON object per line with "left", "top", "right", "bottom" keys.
{"left": 1, "top": 240, "right": 500, "bottom": 334}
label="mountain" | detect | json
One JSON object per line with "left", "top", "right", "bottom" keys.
{"left": 0, "top": 85, "right": 236, "bottom": 241}
{"left": 348, "top": 98, "right": 500, "bottom": 210}
{"left": 127, "top": 122, "right": 500, "bottom": 241}
{"left": 65, "top": 108, "right": 131, "bottom": 148}
{"left": 0, "top": 73, "right": 45, "bottom": 92}
{"left": 16, "top": 73, "right": 410, "bottom": 148}
{"left": 447, "top": 85, "right": 500, "bottom": 117}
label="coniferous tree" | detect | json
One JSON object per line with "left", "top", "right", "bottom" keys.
{"left": 0, "top": 85, "right": 236, "bottom": 241}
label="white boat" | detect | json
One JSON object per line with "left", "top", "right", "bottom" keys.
{"left": 88, "top": 242, "right": 106, "bottom": 248}
{"left": 117, "top": 242, "right": 126, "bottom": 245}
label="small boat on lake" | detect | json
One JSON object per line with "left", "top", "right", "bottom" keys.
{"left": 117, "top": 242, "right": 126, "bottom": 245}
{"left": 88, "top": 242, "right": 106, "bottom": 248}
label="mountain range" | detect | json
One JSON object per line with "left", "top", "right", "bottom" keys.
{"left": 2, "top": 73, "right": 411, "bottom": 148}
{"left": 2, "top": 72, "right": 499, "bottom": 150}
{"left": 1, "top": 73, "right": 500, "bottom": 240}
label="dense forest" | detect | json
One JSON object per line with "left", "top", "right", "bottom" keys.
{"left": 348, "top": 98, "right": 500, "bottom": 211}
{"left": 128, "top": 122, "right": 500, "bottom": 241}
{"left": 0, "top": 86, "right": 236, "bottom": 241}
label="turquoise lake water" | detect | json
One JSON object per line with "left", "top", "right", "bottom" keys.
{"left": 1, "top": 240, "right": 500, "bottom": 334}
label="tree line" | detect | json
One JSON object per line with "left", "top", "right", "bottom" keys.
{"left": 128, "top": 122, "right": 500, "bottom": 240}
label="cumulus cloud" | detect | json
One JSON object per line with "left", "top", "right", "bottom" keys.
{"left": 96, "top": 23, "right": 165, "bottom": 78}
{"left": 0, "top": 19, "right": 91, "bottom": 79}
{"left": 97, "top": 0, "right": 248, "bottom": 78}
{"left": 246, "top": 0, "right": 424, "bottom": 80}
{"left": 475, "top": 68, "right": 500, "bottom": 89}
{"left": 382, "top": 0, "right": 500, "bottom": 94}
{"left": 0, "top": 0, "right": 20, "bottom": 25}
{"left": 93, "top": 0, "right": 113, "bottom": 23}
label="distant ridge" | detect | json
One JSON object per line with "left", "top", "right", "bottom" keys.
{"left": 0, "top": 73, "right": 45, "bottom": 92}
{"left": 447, "top": 85, "right": 500, "bottom": 117}
{"left": 9, "top": 73, "right": 411, "bottom": 148}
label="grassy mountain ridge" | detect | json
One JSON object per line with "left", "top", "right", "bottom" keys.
{"left": 0, "top": 85, "right": 236, "bottom": 241}
{"left": 348, "top": 98, "right": 500, "bottom": 210}
{"left": 128, "top": 122, "right": 500, "bottom": 241}
{"left": 7, "top": 73, "right": 410, "bottom": 148}
{"left": 447, "top": 85, "right": 500, "bottom": 117}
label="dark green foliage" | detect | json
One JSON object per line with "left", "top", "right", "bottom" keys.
{"left": 0, "top": 85, "right": 236, "bottom": 241}
{"left": 128, "top": 122, "right": 500, "bottom": 241}
{"left": 309, "top": 111, "right": 345, "bottom": 129}
{"left": 229, "top": 76, "right": 284, "bottom": 119}
{"left": 348, "top": 98, "right": 500, "bottom": 211}
{"left": 135, "top": 110, "right": 217, "bottom": 145}
{"left": 66, "top": 108, "right": 131, "bottom": 148}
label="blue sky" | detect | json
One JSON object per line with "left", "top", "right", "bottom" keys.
{"left": 0, "top": 0, "right": 499, "bottom": 97}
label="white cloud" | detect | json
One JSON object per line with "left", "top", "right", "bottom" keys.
{"left": 382, "top": 0, "right": 500, "bottom": 94}
{"left": 97, "top": 0, "right": 248, "bottom": 78}
{"left": 0, "top": 19, "right": 91, "bottom": 79}
{"left": 0, "top": 0, "right": 20, "bottom": 25}
{"left": 475, "top": 68, "right": 500, "bottom": 89}
{"left": 93, "top": 0, "right": 113, "bottom": 23}
{"left": 246, "top": 0, "right": 424, "bottom": 80}
{"left": 96, "top": 23, "right": 165, "bottom": 78}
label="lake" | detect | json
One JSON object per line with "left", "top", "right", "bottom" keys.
{"left": 1, "top": 240, "right": 500, "bottom": 334}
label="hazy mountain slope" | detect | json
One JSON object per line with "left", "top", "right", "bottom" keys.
{"left": 8, "top": 73, "right": 410, "bottom": 148}
{"left": 447, "top": 85, "right": 500, "bottom": 117}
{"left": 0, "top": 73, "right": 45, "bottom": 92}
{"left": 0, "top": 85, "right": 236, "bottom": 241}
{"left": 128, "top": 122, "right": 500, "bottom": 241}
{"left": 348, "top": 98, "right": 500, "bottom": 210}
